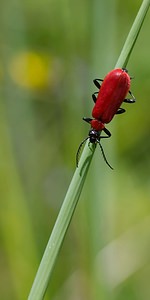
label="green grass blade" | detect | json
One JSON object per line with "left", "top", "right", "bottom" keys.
{"left": 28, "top": 142, "right": 95, "bottom": 300}
{"left": 28, "top": 1, "right": 150, "bottom": 299}
{"left": 116, "top": 0, "right": 150, "bottom": 68}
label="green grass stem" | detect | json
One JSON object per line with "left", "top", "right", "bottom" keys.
{"left": 28, "top": 142, "right": 95, "bottom": 299}
{"left": 116, "top": 0, "right": 150, "bottom": 68}
{"left": 28, "top": 1, "right": 150, "bottom": 299}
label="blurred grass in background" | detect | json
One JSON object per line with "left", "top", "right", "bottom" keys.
{"left": 0, "top": 0, "right": 150, "bottom": 299}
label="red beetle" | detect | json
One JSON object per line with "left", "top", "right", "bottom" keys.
{"left": 76, "top": 68, "right": 136, "bottom": 169}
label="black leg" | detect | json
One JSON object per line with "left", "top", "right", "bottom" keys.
{"left": 116, "top": 108, "right": 126, "bottom": 114}
{"left": 100, "top": 127, "right": 111, "bottom": 139}
{"left": 83, "top": 117, "right": 92, "bottom": 124}
{"left": 124, "top": 90, "right": 136, "bottom": 103}
{"left": 92, "top": 92, "right": 98, "bottom": 103}
{"left": 93, "top": 78, "right": 103, "bottom": 89}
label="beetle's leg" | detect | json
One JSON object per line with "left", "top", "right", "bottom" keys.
{"left": 92, "top": 92, "right": 98, "bottom": 103}
{"left": 93, "top": 78, "right": 103, "bottom": 89}
{"left": 100, "top": 127, "right": 111, "bottom": 139}
{"left": 124, "top": 90, "right": 136, "bottom": 103}
{"left": 116, "top": 107, "right": 126, "bottom": 114}
{"left": 83, "top": 117, "right": 92, "bottom": 124}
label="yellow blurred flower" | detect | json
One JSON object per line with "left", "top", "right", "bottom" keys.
{"left": 9, "top": 51, "right": 50, "bottom": 89}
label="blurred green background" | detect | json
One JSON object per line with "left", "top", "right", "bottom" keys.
{"left": 0, "top": 0, "right": 150, "bottom": 299}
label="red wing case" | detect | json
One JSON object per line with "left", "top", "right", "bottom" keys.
{"left": 92, "top": 68, "right": 130, "bottom": 124}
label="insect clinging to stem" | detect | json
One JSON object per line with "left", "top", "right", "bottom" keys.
{"left": 76, "top": 68, "right": 136, "bottom": 169}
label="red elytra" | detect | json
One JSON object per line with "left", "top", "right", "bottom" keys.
{"left": 76, "top": 68, "right": 136, "bottom": 169}
{"left": 92, "top": 68, "right": 131, "bottom": 123}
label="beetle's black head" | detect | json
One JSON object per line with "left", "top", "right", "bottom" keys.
{"left": 89, "top": 129, "right": 100, "bottom": 144}
{"left": 76, "top": 129, "right": 113, "bottom": 170}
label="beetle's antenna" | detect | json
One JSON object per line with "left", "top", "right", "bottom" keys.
{"left": 76, "top": 137, "right": 89, "bottom": 167}
{"left": 98, "top": 140, "right": 114, "bottom": 170}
